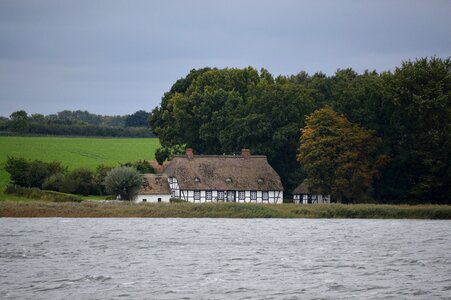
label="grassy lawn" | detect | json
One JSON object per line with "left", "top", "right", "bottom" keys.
{"left": 0, "top": 136, "right": 160, "bottom": 190}
{"left": 0, "top": 193, "right": 32, "bottom": 202}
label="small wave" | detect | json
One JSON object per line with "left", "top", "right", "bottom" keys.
{"left": 328, "top": 284, "right": 346, "bottom": 291}
{"left": 413, "top": 289, "right": 430, "bottom": 296}
{"left": 34, "top": 283, "right": 72, "bottom": 292}
{"left": 66, "top": 275, "right": 112, "bottom": 283}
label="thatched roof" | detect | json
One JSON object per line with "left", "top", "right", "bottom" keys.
{"left": 293, "top": 181, "right": 324, "bottom": 195}
{"left": 139, "top": 174, "right": 171, "bottom": 195}
{"left": 164, "top": 151, "right": 283, "bottom": 191}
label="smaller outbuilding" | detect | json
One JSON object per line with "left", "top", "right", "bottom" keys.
{"left": 134, "top": 174, "right": 171, "bottom": 203}
{"left": 292, "top": 181, "right": 330, "bottom": 204}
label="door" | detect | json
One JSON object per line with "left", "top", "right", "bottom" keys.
{"left": 227, "top": 190, "right": 236, "bottom": 202}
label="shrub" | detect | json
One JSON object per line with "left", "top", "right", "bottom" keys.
{"left": 66, "top": 168, "right": 96, "bottom": 196}
{"left": 4, "top": 185, "right": 82, "bottom": 202}
{"left": 5, "top": 156, "right": 66, "bottom": 188}
{"left": 104, "top": 166, "right": 142, "bottom": 200}
{"left": 170, "top": 198, "right": 187, "bottom": 203}
{"left": 121, "top": 160, "right": 155, "bottom": 174}
{"left": 42, "top": 173, "right": 67, "bottom": 191}
{"left": 42, "top": 168, "right": 98, "bottom": 196}
{"left": 94, "top": 165, "right": 114, "bottom": 195}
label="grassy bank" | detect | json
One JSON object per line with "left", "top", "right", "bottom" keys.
{"left": 0, "top": 202, "right": 450, "bottom": 219}
{"left": 0, "top": 136, "right": 160, "bottom": 190}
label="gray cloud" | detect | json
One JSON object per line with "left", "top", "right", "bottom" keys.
{"left": 0, "top": 0, "right": 450, "bottom": 116}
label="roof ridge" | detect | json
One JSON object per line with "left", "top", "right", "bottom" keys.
{"left": 172, "top": 154, "right": 267, "bottom": 158}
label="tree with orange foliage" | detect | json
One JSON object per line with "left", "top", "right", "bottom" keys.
{"left": 297, "top": 107, "right": 387, "bottom": 202}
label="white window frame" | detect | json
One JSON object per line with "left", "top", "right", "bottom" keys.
{"left": 251, "top": 191, "right": 257, "bottom": 200}
{"left": 239, "top": 191, "right": 245, "bottom": 200}
{"left": 262, "top": 191, "right": 269, "bottom": 201}
{"left": 194, "top": 190, "right": 200, "bottom": 200}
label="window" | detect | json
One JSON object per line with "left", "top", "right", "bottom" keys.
{"left": 257, "top": 178, "right": 264, "bottom": 183}
{"left": 169, "top": 177, "right": 173, "bottom": 183}
{"left": 158, "top": 198, "right": 162, "bottom": 203}
{"left": 262, "top": 191, "right": 269, "bottom": 201}
{"left": 171, "top": 190, "right": 176, "bottom": 197}
{"left": 218, "top": 191, "right": 224, "bottom": 200}
{"left": 225, "top": 177, "right": 232, "bottom": 183}
{"left": 143, "top": 199, "right": 147, "bottom": 202}
{"left": 194, "top": 177, "right": 200, "bottom": 183}
{"left": 206, "top": 191, "right": 212, "bottom": 200}
{"left": 239, "top": 191, "right": 245, "bottom": 200}
{"left": 250, "top": 191, "right": 257, "bottom": 200}
{"left": 194, "top": 190, "right": 200, "bottom": 200}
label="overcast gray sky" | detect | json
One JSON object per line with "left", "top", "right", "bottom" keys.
{"left": 0, "top": 0, "right": 450, "bottom": 117}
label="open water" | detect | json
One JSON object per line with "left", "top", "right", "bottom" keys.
{"left": 0, "top": 218, "right": 450, "bottom": 299}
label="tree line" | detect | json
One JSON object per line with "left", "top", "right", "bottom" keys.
{"left": 0, "top": 110, "right": 155, "bottom": 137}
{"left": 150, "top": 57, "right": 450, "bottom": 204}
{"left": 5, "top": 157, "right": 154, "bottom": 198}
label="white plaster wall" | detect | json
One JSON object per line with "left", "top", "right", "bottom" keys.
{"left": 134, "top": 194, "right": 171, "bottom": 203}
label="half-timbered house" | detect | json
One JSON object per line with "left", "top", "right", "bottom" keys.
{"left": 134, "top": 174, "right": 171, "bottom": 203}
{"left": 164, "top": 148, "right": 284, "bottom": 204}
{"left": 292, "top": 181, "right": 330, "bottom": 204}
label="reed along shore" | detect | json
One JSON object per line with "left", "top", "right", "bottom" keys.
{"left": 1, "top": 201, "right": 450, "bottom": 219}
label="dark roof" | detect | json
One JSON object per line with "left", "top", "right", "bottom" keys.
{"left": 293, "top": 181, "right": 324, "bottom": 195}
{"left": 164, "top": 154, "right": 283, "bottom": 191}
{"left": 139, "top": 174, "right": 171, "bottom": 195}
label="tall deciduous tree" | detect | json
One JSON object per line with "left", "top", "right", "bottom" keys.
{"left": 297, "top": 107, "right": 386, "bottom": 202}
{"left": 125, "top": 110, "right": 151, "bottom": 127}
{"left": 380, "top": 57, "right": 450, "bottom": 202}
{"left": 149, "top": 67, "right": 317, "bottom": 192}
{"left": 9, "top": 110, "right": 29, "bottom": 132}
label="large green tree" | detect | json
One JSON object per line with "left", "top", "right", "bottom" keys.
{"left": 149, "top": 67, "right": 318, "bottom": 192}
{"left": 297, "top": 107, "right": 386, "bottom": 202}
{"left": 9, "top": 110, "right": 29, "bottom": 132}
{"left": 149, "top": 59, "right": 450, "bottom": 202}
{"left": 125, "top": 110, "right": 150, "bottom": 127}
{"left": 379, "top": 57, "right": 450, "bottom": 202}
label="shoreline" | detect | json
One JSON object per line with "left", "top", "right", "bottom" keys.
{"left": 1, "top": 202, "right": 450, "bottom": 219}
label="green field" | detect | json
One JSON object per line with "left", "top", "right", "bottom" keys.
{"left": 0, "top": 136, "right": 160, "bottom": 190}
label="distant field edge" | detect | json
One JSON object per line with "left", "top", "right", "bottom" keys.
{"left": 0, "top": 202, "right": 450, "bottom": 219}
{"left": 0, "top": 133, "right": 156, "bottom": 138}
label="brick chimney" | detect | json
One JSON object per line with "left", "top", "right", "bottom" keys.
{"left": 186, "top": 148, "right": 194, "bottom": 159}
{"left": 241, "top": 149, "right": 251, "bottom": 159}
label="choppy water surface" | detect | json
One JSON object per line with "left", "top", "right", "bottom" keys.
{"left": 0, "top": 218, "right": 450, "bottom": 299}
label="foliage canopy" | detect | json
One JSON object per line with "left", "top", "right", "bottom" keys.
{"left": 297, "top": 107, "right": 386, "bottom": 202}
{"left": 104, "top": 166, "right": 142, "bottom": 200}
{"left": 150, "top": 57, "right": 450, "bottom": 203}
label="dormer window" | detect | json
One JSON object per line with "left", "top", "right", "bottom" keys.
{"left": 194, "top": 177, "right": 200, "bottom": 183}
{"left": 225, "top": 177, "right": 232, "bottom": 183}
{"left": 257, "top": 178, "right": 264, "bottom": 183}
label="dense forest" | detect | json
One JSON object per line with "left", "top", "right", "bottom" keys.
{"left": 150, "top": 57, "right": 450, "bottom": 204}
{"left": 0, "top": 110, "right": 154, "bottom": 137}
